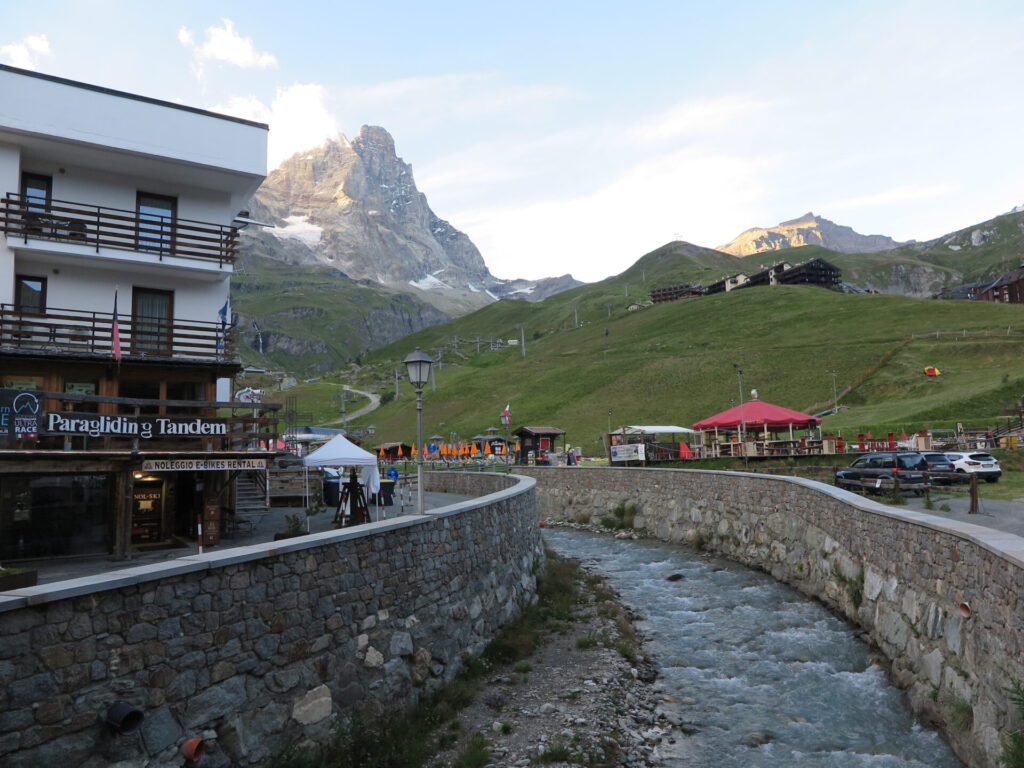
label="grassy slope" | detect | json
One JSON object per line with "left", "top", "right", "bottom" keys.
{"left": 353, "top": 286, "right": 1024, "bottom": 453}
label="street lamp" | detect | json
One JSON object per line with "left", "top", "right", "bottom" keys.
{"left": 500, "top": 410, "right": 512, "bottom": 469}
{"left": 403, "top": 347, "right": 434, "bottom": 515}
{"left": 734, "top": 364, "right": 747, "bottom": 466}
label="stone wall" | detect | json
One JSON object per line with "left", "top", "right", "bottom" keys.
{"left": 518, "top": 466, "right": 1024, "bottom": 768}
{"left": 0, "top": 473, "right": 541, "bottom": 768}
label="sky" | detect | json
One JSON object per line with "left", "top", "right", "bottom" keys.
{"left": 3, "top": 1, "right": 1024, "bottom": 282}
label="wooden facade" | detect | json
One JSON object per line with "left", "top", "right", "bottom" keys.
{"left": 649, "top": 284, "right": 705, "bottom": 304}
{"left": 978, "top": 268, "right": 1024, "bottom": 304}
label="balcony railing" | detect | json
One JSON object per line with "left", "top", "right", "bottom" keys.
{"left": 0, "top": 304, "right": 236, "bottom": 361}
{"left": 0, "top": 193, "right": 238, "bottom": 264}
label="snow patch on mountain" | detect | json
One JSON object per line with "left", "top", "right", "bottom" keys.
{"left": 268, "top": 215, "right": 323, "bottom": 245}
{"left": 409, "top": 274, "right": 451, "bottom": 291}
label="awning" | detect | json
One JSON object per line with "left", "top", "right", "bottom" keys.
{"left": 613, "top": 425, "right": 697, "bottom": 435}
{"left": 693, "top": 400, "right": 821, "bottom": 430}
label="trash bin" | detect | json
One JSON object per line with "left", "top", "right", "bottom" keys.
{"left": 323, "top": 474, "right": 340, "bottom": 508}
{"left": 377, "top": 479, "right": 395, "bottom": 506}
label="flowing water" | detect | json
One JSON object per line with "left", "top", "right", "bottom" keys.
{"left": 544, "top": 529, "right": 963, "bottom": 768}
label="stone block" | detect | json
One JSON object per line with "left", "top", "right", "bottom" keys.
{"left": 184, "top": 676, "right": 247, "bottom": 728}
{"left": 292, "top": 684, "right": 332, "bottom": 725}
{"left": 141, "top": 706, "right": 181, "bottom": 755}
{"left": 390, "top": 631, "right": 414, "bottom": 657}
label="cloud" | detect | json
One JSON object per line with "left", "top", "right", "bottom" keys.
{"left": 178, "top": 19, "right": 277, "bottom": 78}
{"left": 213, "top": 84, "right": 338, "bottom": 168}
{"left": 824, "top": 184, "right": 957, "bottom": 212}
{"left": 453, "top": 146, "right": 781, "bottom": 281}
{"left": 632, "top": 96, "right": 779, "bottom": 143}
{"left": 0, "top": 34, "right": 51, "bottom": 69}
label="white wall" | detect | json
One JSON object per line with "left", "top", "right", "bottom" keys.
{"left": 0, "top": 68, "right": 266, "bottom": 179}
{"left": 0, "top": 142, "right": 20, "bottom": 304}
{"left": 17, "top": 255, "right": 228, "bottom": 325}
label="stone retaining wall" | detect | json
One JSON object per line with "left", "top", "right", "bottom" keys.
{"left": 0, "top": 472, "right": 541, "bottom": 768}
{"left": 518, "top": 465, "right": 1024, "bottom": 768}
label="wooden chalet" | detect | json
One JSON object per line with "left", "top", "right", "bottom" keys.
{"left": 513, "top": 426, "right": 566, "bottom": 464}
{"left": 978, "top": 268, "right": 1024, "bottom": 304}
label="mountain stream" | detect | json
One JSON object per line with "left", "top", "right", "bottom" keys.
{"left": 543, "top": 529, "right": 963, "bottom": 767}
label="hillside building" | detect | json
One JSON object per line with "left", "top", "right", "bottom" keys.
{"left": 977, "top": 268, "right": 1024, "bottom": 304}
{"left": 705, "top": 273, "right": 749, "bottom": 294}
{"left": 0, "top": 64, "right": 278, "bottom": 562}
{"left": 649, "top": 283, "right": 704, "bottom": 304}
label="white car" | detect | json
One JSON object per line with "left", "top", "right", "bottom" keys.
{"left": 943, "top": 452, "right": 1002, "bottom": 482}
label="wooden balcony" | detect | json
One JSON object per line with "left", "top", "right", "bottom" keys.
{"left": 0, "top": 193, "right": 238, "bottom": 265}
{"left": 0, "top": 304, "right": 236, "bottom": 362}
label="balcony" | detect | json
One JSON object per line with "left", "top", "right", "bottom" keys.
{"left": 0, "top": 304, "right": 236, "bottom": 362}
{"left": 0, "top": 193, "right": 238, "bottom": 266}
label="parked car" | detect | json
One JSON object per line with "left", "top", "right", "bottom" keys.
{"left": 834, "top": 452, "right": 930, "bottom": 493}
{"left": 919, "top": 452, "right": 957, "bottom": 484}
{"left": 943, "top": 451, "right": 1002, "bottom": 482}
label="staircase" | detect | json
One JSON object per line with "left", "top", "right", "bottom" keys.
{"left": 234, "top": 471, "right": 270, "bottom": 528}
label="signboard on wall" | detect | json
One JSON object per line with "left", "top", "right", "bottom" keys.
{"left": 42, "top": 413, "right": 229, "bottom": 439}
{"left": 141, "top": 458, "right": 267, "bottom": 472}
{"left": 610, "top": 443, "right": 645, "bottom": 462}
{"left": 0, "top": 389, "right": 42, "bottom": 439}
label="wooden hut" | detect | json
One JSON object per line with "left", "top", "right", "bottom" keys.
{"left": 513, "top": 426, "right": 566, "bottom": 465}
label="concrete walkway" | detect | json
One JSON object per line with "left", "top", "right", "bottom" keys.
{"left": 903, "top": 490, "right": 1024, "bottom": 538}
{"left": 32, "top": 491, "right": 470, "bottom": 585}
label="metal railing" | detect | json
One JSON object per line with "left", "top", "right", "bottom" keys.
{"left": 0, "top": 304, "right": 236, "bottom": 360}
{"left": 0, "top": 193, "right": 238, "bottom": 264}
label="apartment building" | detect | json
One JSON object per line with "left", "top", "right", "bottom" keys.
{"left": 0, "top": 64, "right": 278, "bottom": 561}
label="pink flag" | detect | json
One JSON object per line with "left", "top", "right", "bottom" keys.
{"left": 112, "top": 288, "right": 122, "bottom": 362}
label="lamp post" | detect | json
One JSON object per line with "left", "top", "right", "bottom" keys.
{"left": 403, "top": 347, "right": 434, "bottom": 515}
{"left": 500, "top": 411, "right": 512, "bottom": 469}
{"left": 734, "top": 364, "right": 747, "bottom": 467}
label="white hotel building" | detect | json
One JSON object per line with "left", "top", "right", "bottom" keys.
{"left": 0, "top": 64, "right": 278, "bottom": 561}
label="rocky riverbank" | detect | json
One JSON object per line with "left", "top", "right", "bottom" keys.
{"left": 431, "top": 524, "right": 676, "bottom": 768}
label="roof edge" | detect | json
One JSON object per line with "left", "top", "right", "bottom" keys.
{"left": 0, "top": 64, "right": 269, "bottom": 130}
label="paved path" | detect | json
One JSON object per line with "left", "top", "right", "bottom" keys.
{"left": 903, "top": 490, "right": 1024, "bottom": 538}
{"left": 327, "top": 384, "right": 380, "bottom": 425}
{"left": 34, "top": 491, "right": 470, "bottom": 585}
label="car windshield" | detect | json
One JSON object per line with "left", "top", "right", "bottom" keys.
{"left": 897, "top": 455, "right": 924, "bottom": 469}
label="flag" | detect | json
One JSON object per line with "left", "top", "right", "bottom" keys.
{"left": 111, "top": 288, "right": 122, "bottom": 362}
{"left": 501, "top": 403, "right": 511, "bottom": 424}
{"left": 216, "top": 298, "right": 230, "bottom": 351}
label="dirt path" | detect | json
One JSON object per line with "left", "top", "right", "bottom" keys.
{"left": 326, "top": 384, "right": 381, "bottom": 425}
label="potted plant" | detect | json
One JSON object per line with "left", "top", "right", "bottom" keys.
{"left": 273, "top": 513, "right": 305, "bottom": 541}
{"left": 0, "top": 566, "right": 38, "bottom": 590}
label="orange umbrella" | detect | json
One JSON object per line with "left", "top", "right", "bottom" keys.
{"left": 378, "top": 446, "right": 385, "bottom": 458}
{"left": 396, "top": 444, "right": 404, "bottom": 458}
{"left": 411, "top": 444, "right": 418, "bottom": 456}
{"left": 484, "top": 440, "right": 492, "bottom": 455}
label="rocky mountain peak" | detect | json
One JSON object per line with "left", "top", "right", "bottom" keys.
{"left": 717, "top": 213, "right": 904, "bottom": 257}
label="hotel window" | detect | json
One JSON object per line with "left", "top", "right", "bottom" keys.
{"left": 132, "top": 287, "right": 173, "bottom": 354}
{"left": 136, "top": 192, "right": 176, "bottom": 254}
{"left": 14, "top": 275, "right": 46, "bottom": 313}
{"left": 20, "top": 172, "right": 52, "bottom": 209}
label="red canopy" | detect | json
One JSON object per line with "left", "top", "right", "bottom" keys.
{"left": 693, "top": 400, "right": 821, "bottom": 430}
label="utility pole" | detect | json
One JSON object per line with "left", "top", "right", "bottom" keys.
{"left": 431, "top": 363, "right": 437, "bottom": 392}
{"left": 604, "top": 303, "right": 613, "bottom": 318}
{"left": 573, "top": 306, "right": 579, "bottom": 328}
{"left": 394, "top": 368, "right": 401, "bottom": 399}
{"left": 518, "top": 324, "right": 527, "bottom": 358}
{"left": 624, "top": 284, "right": 629, "bottom": 298}
{"left": 475, "top": 336, "right": 481, "bottom": 354}
{"left": 830, "top": 369, "right": 839, "bottom": 414}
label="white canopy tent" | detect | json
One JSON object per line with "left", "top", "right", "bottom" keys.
{"left": 302, "top": 434, "right": 377, "bottom": 467}
{"left": 302, "top": 435, "right": 382, "bottom": 525}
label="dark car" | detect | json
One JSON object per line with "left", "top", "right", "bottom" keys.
{"left": 834, "top": 452, "right": 930, "bottom": 493}
{"left": 919, "top": 452, "right": 957, "bottom": 484}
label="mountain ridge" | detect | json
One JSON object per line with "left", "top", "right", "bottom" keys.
{"left": 718, "top": 211, "right": 906, "bottom": 256}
